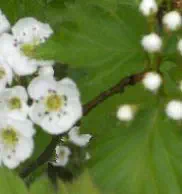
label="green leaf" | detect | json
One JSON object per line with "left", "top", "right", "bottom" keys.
{"left": 0, "top": 0, "right": 70, "bottom": 28}
{"left": 0, "top": 168, "right": 28, "bottom": 194}
{"left": 30, "top": 176, "right": 55, "bottom": 194}
{"left": 85, "top": 93, "right": 182, "bottom": 194}
{"left": 35, "top": 2, "right": 147, "bottom": 70}
{"left": 52, "top": 2, "right": 148, "bottom": 103}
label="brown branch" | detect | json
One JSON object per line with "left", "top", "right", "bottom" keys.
{"left": 19, "top": 71, "right": 146, "bottom": 178}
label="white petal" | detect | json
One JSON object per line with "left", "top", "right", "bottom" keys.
{"left": 0, "top": 9, "right": 11, "bottom": 35}
{"left": 0, "top": 57, "right": 13, "bottom": 85}
{"left": 8, "top": 103, "right": 29, "bottom": 120}
{"left": 40, "top": 114, "right": 64, "bottom": 134}
{"left": 15, "top": 137, "right": 34, "bottom": 162}
{"left": 9, "top": 56, "right": 37, "bottom": 76}
{"left": 38, "top": 66, "right": 54, "bottom": 76}
{"left": 7, "top": 118, "right": 36, "bottom": 138}
{"left": 0, "top": 80, "right": 6, "bottom": 93}
{"left": 28, "top": 75, "right": 57, "bottom": 99}
{"left": 12, "top": 86, "right": 28, "bottom": 102}
{"left": 2, "top": 149, "right": 20, "bottom": 169}
{"left": 3, "top": 157, "right": 20, "bottom": 169}
{"left": 68, "top": 127, "right": 92, "bottom": 147}
{"left": 57, "top": 78, "right": 80, "bottom": 97}
{"left": 29, "top": 101, "right": 46, "bottom": 124}
{"left": 12, "top": 17, "right": 53, "bottom": 44}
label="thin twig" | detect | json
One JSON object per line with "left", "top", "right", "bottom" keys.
{"left": 19, "top": 71, "right": 146, "bottom": 178}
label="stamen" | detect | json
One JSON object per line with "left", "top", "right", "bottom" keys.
{"left": 8, "top": 97, "right": 21, "bottom": 110}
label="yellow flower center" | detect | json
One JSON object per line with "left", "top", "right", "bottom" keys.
{"left": 9, "top": 97, "right": 22, "bottom": 110}
{"left": 0, "top": 67, "right": 5, "bottom": 79}
{"left": 2, "top": 127, "right": 18, "bottom": 145}
{"left": 45, "top": 94, "right": 63, "bottom": 112}
{"left": 21, "top": 43, "right": 35, "bottom": 57}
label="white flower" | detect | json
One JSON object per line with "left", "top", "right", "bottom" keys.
{"left": 166, "top": 100, "right": 182, "bottom": 120}
{"left": 139, "top": 0, "right": 158, "bottom": 17}
{"left": 163, "top": 11, "right": 182, "bottom": 31}
{"left": 0, "top": 86, "right": 29, "bottom": 120}
{"left": 12, "top": 17, "right": 53, "bottom": 45}
{"left": 52, "top": 145, "right": 71, "bottom": 167}
{"left": 0, "top": 57, "right": 13, "bottom": 92}
{"left": 0, "top": 9, "right": 11, "bottom": 35}
{"left": 177, "top": 39, "right": 182, "bottom": 56}
{"left": 68, "top": 127, "right": 92, "bottom": 147}
{"left": 142, "top": 72, "right": 162, "bottom": 92}
{"left": 38, "top": 66, "right": 54, "bottom": 76}
{"left": 0, "top": 117, "right": 35, "bottom": 169}
{"left": 28, "top": 76, "right": 82, "bottom": 134}
{"left": 117, "top": 104, "right": 135, "bottom": 122}
{"left": 141, "top": 33, "right": 162, "bottom": 53}
{"left": 0, "top": 33, "right": 37, "bottom": 76}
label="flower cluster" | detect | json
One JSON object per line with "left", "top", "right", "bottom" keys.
{"left": 0, "top": 10, "right": 84, "bottom": 169}
{"left": 116, "top": 2, "right": 182, "bottom": 123}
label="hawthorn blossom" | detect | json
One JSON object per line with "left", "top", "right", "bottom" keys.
{"left": 12, "top": 17, "right": 55, "bottom": 71}
{"left": 0, "top": 33, "right": 37, "bottom": 75}
{"left": 0, "top": 57, "right": 13, "bottom": 92}
{"left": 68, "top": 127, "right": 92, "bottom": 147}
{"left": 0, "top": 117, "right": 35, "bottom": 169}
{"left": 0, "top": 86, "right": 29, "bottom": 120}
{"left": 12, "top": 17, "right": 53, "bottom": 44}
{"left": 28, "top": 76, "right": 82, "bottom": 134}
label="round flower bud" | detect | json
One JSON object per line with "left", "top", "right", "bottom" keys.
{"left": 117, "top": 104, "right": 135, "bottom": 122}
{"left": 139, "top": 0, "right": 158, "bottom": 17}
{"left": 166, "top": 100, "right": 182, "bottom": 120}
{"left": 142, "top": 72, "right": 162, "bottom": 92}
{"left": 163, "top": 11, "right": 182, "bottom": 31}
{"left": 141, "top": 33, "right": 162, "bottom": 53}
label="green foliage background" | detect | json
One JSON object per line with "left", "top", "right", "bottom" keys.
{"left": 0, "top": 0, "right": 182, "bottom": 194}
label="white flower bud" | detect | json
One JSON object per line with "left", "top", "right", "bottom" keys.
{"left": 163, "top": 11, "right": 182, "bottom": 31}
{"left": 177, "top": 39, "right": 182, "bottom": 56}
{"left": 141, "top": 33, "right": 162, "bottom": 53}
{"left": 166, "top": 100, "right": 182, "bottom": 120}
{"left": 139, "top": 0, "right": 158, "bottom": 17}
{"left": 142, "top": 72, "right": 162, "bottom": 92}
{"left": 117, "top": 105, "right": 135, "bottom": 122}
